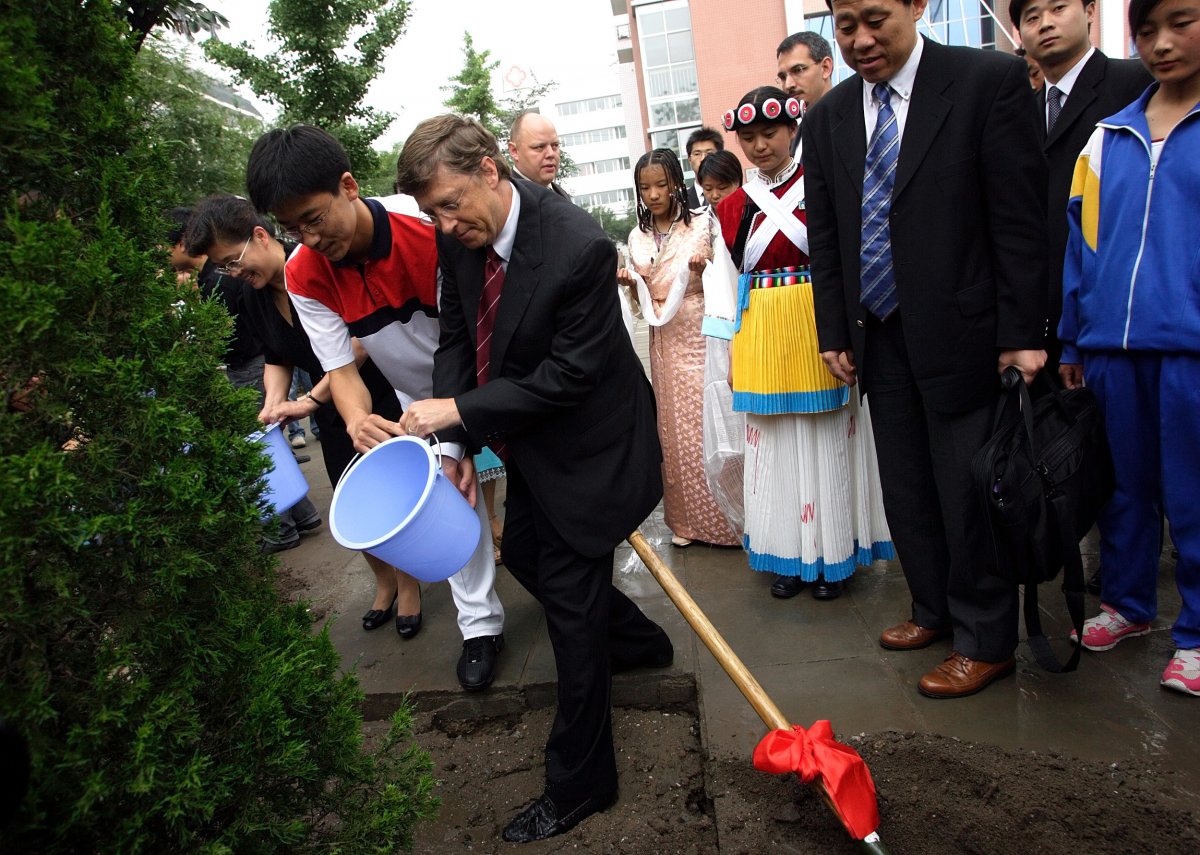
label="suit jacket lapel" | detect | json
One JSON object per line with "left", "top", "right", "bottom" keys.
{"left": 490, "top": 181, "right": 542, "bottom": 376}
{"left": 893, "top": 41, "right": 953, "bottom": 202}
{"left": 1037, "top": 85, "right": 1048, "bottom": 144}
{"left": 833, "top": 78, "right": 868, "bottom": 200}
{"left": 459, "top": 244, "right": 486, "bottom": 348}
{"left": 1045, "top": 52, "right": 1104, "bottom": 149}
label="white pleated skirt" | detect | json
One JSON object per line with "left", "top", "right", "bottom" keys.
{"left": 743, "top": 393, "right": 893, "bottom": 580}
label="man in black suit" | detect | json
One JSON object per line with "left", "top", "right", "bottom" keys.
{"left": 508, "top": 111, "right": 571, "bottom": 200}
{"left": 394, "top": 115, "right": 672, "bottom": 842}
{"left": 1012, "top": 0, "right": 1151, "bottom": 370}
{"left": 684, "top": 126, "right": 722, "bottom": 209}
{"left": 803, "top": 0, "right": 1048, "bottom": 698}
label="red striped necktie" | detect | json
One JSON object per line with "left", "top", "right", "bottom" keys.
{"left": 476, "top": 246, "right": 507, "bottom": 459}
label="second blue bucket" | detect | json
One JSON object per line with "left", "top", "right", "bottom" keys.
{"left": 248, "top": 422, "right": 309, "bottom": 513}
{"left": 329, "top": 436, "right": 481, "bottom": 582}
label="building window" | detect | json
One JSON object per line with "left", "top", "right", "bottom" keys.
{"left": 636, "top": 0, "right": 699, "bottom": 139}
{"left": 574, "top": 188, "right": 636, "bottom": 209}
{"left": 576, "top": 157, "right": 632, "bottom": 176}
{"left": 560, "top": 126, "right": 629, "bottom": 146}
{"left": 557, "top": 94, "right": 623, "bottom": 116}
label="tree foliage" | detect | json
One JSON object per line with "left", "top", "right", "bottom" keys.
{"left": 203, "top": 0, "right": 410, "bottom": 177}
{"left": 133, "top": 38, "right": 263, "bottom": 205}
{"left": 587, "top": 205, "right": 639, "bottom": 248}
{"left": 118, "top": 0, "right": 229, "bottom": 50}
{"left": 0, "top": 1, "right": 437, "bottom": 850}
{"left": 441, "top": 32, "right": 501, "bottom": 138}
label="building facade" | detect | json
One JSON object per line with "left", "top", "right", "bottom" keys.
{"left": 618, "top": 0, "right": 1134, "bottom": 172}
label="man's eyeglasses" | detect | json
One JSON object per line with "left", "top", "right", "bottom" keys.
{"left": 779, "top": 62, "right": 813, "bottom": 82}
{"left": 282, "top": 197, "right": 334, "bottom": 241}
{"left": 422, "top": 183, "right": 470, "bottom": 224}
{"left": 215, "top": 236, "right": 251, "bottom": 275}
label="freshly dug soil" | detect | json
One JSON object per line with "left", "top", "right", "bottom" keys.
{"left": 402, "top": 709, "right": 1198, "bottom": 854}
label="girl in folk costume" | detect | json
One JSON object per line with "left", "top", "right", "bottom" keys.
{"left": 709, "top": 86, "right": 892, "bottom": 600}
{"left": 617, "top": 149, "right": 740, "bottom": 548}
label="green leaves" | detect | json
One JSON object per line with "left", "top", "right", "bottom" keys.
{"left": 2, "top": 2, "right": 438, "bottom": 851}
{"left": 203, "top": 0, "right": 411, "bottom": 176}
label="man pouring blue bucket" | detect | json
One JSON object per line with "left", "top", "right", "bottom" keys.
{"left": 394, "top": 115, "right": 675, "bottom": 844}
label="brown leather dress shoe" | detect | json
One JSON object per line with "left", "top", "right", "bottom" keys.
{"left": 918, "top": 652, "right": 1016, "bottom": 698}
{"left": 879, "top": 620, "right": 951, "bottom": 651}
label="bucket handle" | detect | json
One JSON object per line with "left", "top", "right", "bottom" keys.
{"left": 336, "top": 431, "right": 446, "bottom": 487}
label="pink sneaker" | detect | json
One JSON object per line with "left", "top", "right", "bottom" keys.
{"left": 1161, "top": 649, "right": 1200, "bottom": 696}
{"left": 1069, "top": 604, "right": 1151, "bottom": 651}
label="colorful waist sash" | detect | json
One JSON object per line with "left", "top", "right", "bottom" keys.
{"left": 732, "top": 267, "right": 848, "bottom": 415}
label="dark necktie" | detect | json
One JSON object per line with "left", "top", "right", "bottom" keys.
{"left": 476, "top": 246, "right": 504, "bottom": 385}
{"left": 476, "top": 246, "right": 507, "bottom": 458}
{"left": 1047, "top": 85, "right": 1063, "bottom": 133}
{"left": 860, "top": 83, "right": 900, "bottom": 321}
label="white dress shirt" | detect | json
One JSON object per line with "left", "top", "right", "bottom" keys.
{"left": 862, "top": 35, "right": 926, "bottom": 145}
{"left": 1044, "top": 47, "right": 1096, "bottom": 130}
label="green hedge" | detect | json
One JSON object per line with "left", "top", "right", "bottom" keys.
{"left": 0, "top": 2, "right": 436, "bottom": 850}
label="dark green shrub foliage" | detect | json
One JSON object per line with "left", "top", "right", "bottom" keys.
{"left": 0, "top": 2, "right": 437, "bottom": 851}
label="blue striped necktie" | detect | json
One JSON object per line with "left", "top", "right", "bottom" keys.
{"left": 860, "top": 83, "right": 899, "bottom": 320}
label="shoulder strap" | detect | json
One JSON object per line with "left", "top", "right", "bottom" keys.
{"left": 1023, "top": 492, "right": 1084, "bottom": 673}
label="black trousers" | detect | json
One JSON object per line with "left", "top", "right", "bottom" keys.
{"left": 863, "top": 313, "right": 1018, "bottom": 662}
{"left": 500, "top": 461, "right": 670, "bottom": 804}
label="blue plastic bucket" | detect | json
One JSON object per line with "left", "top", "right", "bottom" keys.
{"left": 248, "top": 422, "right": 309, "bottom": 513}
{"left": 329, "top": 436, "right": 481, "bottom": 582}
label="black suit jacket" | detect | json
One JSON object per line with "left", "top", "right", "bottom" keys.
{"left": 802, "top": 39, "right": 1049, "bottom": 414}
{"left": 1039, "top": 52, "right": 1151, "bottom": 342}
{"left": 434, "top": 180, "right": 663, "bottom": 557}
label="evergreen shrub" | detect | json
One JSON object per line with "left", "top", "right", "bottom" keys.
{"left": 0, "top": 2, "right": 437, "bottom": 851}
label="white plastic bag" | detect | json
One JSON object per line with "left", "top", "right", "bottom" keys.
{"left": 702, "top": 335, "right": 745, "bottom": 539}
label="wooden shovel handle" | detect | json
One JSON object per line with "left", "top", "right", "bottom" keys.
{"left": 626, "top": 531, "right": 891, "bottom": 854}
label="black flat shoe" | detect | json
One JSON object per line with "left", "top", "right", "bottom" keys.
{"left": 502, "top": 791, "right": 617, "bottom": 843}
{"left": 362, "top": 594, "right": 396, "bottom": 631}
{"left": 770, "top": 575, "right": 806, "bottom": 599}
{"left": 812, "top": 578, "right": 844, "bottom": 600}
{"left": 395, "top": 611, "right": 422, "bottom": 640}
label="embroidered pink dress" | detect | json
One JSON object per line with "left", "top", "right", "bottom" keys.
{"left": 628, "top": 214, "right": 739, "bottom": 546}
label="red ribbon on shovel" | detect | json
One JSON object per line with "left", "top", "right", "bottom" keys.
{"left": 753, "top": 721, "right": 880, "bottom": 841}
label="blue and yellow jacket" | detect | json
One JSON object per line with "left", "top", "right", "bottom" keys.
{"left": 1060, "top": 85, "right": 1200, "bottom": 364}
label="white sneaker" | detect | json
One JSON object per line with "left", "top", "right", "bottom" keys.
{"left": 1161, "top": 648, "right": 1200, "bottom": 697}
{"left": 290, "top": 434, "right": 307, "bottom": 448}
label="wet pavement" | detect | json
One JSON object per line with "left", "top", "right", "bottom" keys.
{"left": 281, "top": 449, "right": 1198, "bottom": 801}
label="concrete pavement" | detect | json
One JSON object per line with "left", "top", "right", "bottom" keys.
{"left": 279, "top": 452, "right": 1198, "bottom": 797}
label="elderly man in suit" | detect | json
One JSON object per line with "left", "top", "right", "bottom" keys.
{"left": 802, "top": 0, "right": 1049, "bottom": 698}
{"left": 394, "top": 115, "right": 673, "bottom": 842}
{"left": 1012, "top": 0, "right": 1151, "bottom": 371}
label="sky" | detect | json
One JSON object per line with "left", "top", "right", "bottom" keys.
{"left": 184, "top": 0, "right": 623, "bottom": 146}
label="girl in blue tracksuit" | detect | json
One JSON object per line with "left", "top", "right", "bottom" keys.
{"left": 1059, "top": 0, "right": 1200, "bottom": 695}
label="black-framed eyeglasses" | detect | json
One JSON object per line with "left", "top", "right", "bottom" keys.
{"left": 215, "top": 236, "right": 251, "bottom": 275}
{"left": 282, "top": 197, "right": 334, "bottom": 241}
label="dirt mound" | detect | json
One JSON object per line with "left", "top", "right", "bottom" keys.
{"left": 403, "top": 708, "right": 1197, "bottom": 854}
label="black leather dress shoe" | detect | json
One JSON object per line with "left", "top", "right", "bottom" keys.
{"left": 457, "top": 634, "right": 503, "bottom": 691}
{"left": 394, "top": 611, "right": 422, "bottom": 640}
{"left": 770, "top": 575, "right": 806, "bottom": 598}
{"left": 362, "top": 594, "right": 396, "bottom": 631}
{"left": 812, "top": 578, "right": 844, "bottom": 600}
{"left": 502, "top": 791, "right": 617, "bottom": 843}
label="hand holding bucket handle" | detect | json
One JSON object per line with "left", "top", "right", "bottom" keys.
{"left": 428, "top": 433, "right": 478, "bottom": 507}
